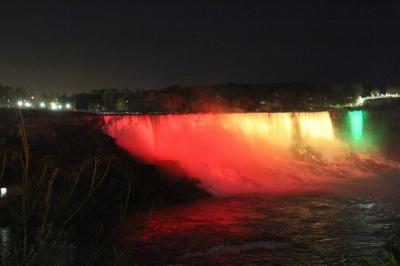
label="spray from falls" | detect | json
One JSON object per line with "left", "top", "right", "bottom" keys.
{"left": 103, "top": 112, "right": 398, "bottom": 195}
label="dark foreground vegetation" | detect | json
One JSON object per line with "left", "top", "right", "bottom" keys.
{"left": 0, "top": 109, "right": 209, "bottom": 265}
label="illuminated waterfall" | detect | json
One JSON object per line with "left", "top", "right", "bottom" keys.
{"left": 103, "top": 112, "right": 345, "bottom": 194}
{"left": 296, "top": 112, "right": 335, "bottom": 140}
{"left": 104, "top": 112, "right": 336, "bottom": 160}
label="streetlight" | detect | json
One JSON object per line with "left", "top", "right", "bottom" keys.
{"left": 50, "top": 102, "right": 57, "bottom": 110}
{"left": 0, "top": 187, "right": 6, "bottom": 197}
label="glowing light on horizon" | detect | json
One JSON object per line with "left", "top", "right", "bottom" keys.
{"left": 356, "top": 93, "right": 400, "bottom": 106}
{"left": 50, "top": 102, "right": 57, "bottom": 110}
{"left": 0, "top": 187, "right": 7, "bottom": 197}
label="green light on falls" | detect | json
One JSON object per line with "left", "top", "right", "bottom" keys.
{"left": 348, "top": 110, "right": 364, "bottom": 142}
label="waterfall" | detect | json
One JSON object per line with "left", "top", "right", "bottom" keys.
{"left": 103, "top": 112, "right": 396, "bottom": 195}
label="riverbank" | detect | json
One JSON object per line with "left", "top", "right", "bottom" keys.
{"left": 0, "top": 109, "right": 210, "bottom": 265}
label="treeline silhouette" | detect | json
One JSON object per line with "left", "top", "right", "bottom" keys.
{"left": 2, "top": 82, "right": 398, "bottom": 112}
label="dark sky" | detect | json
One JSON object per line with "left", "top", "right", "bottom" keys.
{"left": 1, "top": 1, "right": 400, "bottom": 93}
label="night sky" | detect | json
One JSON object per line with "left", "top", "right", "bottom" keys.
{"left": 1, "top": 1, "right": 400, "bottom": 93}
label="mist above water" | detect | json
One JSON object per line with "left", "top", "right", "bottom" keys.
{"left": 103, "top": 112, "right": 400, "bottom": 195}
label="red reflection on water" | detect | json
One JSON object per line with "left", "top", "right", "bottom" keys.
{"left": 119, "top": 198, "right": 262, "bottom": 243}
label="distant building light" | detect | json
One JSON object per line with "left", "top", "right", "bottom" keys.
{"left": 0, "top": 187, "right": 6, "bottom": 197}
{"left": 355, "top": 92, "right": 400, "bottom": 106}
{"left": 356, "top": 96, "right": 364, "bottom": 106}
{"left": 50, "top": 102, "right": 57, "bottom": 110}
{"left": 17, "top": 101, "right": 23, "bottom": 107}
{"left": 57, "top": 104, "right": 62, "bottom": 110}
{"left": 39, "top": 102, "right": 46, "bottom": 108}
{"left": 24, "top": 101, "right": 32, "bottom": 107}
{"left": 65, "top": 103, "right": 71, "bottom": 109}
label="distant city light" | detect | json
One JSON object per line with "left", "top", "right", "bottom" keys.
{"left": 50, "top": 102, "right": 57, "bottom": 110}
{"left": 0, "top": 187, "right": 7, "bottom": 197}
{"left": 13, "top": 99, "right": 73, "bottom": 111}
{"left": 355, "top": 92, "right": 400, "bottom": 106}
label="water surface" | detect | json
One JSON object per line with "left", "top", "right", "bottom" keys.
{"left": 121, "top": 174, "right": 400, "bottom": 265}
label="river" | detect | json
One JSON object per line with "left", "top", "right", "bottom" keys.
{"left": 120, "top": 173, "right": 400, "bottom": 265}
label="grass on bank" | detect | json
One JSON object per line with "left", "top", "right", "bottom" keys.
{"left": 0, "top": 110, "right": 138, "bottom": 265}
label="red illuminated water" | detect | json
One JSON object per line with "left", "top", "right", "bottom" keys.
{"left": 103, "top": 112, "right": 399, "bottom": 195}
{"left": 120, "top": 185, "right": 400, "bottom": 265}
